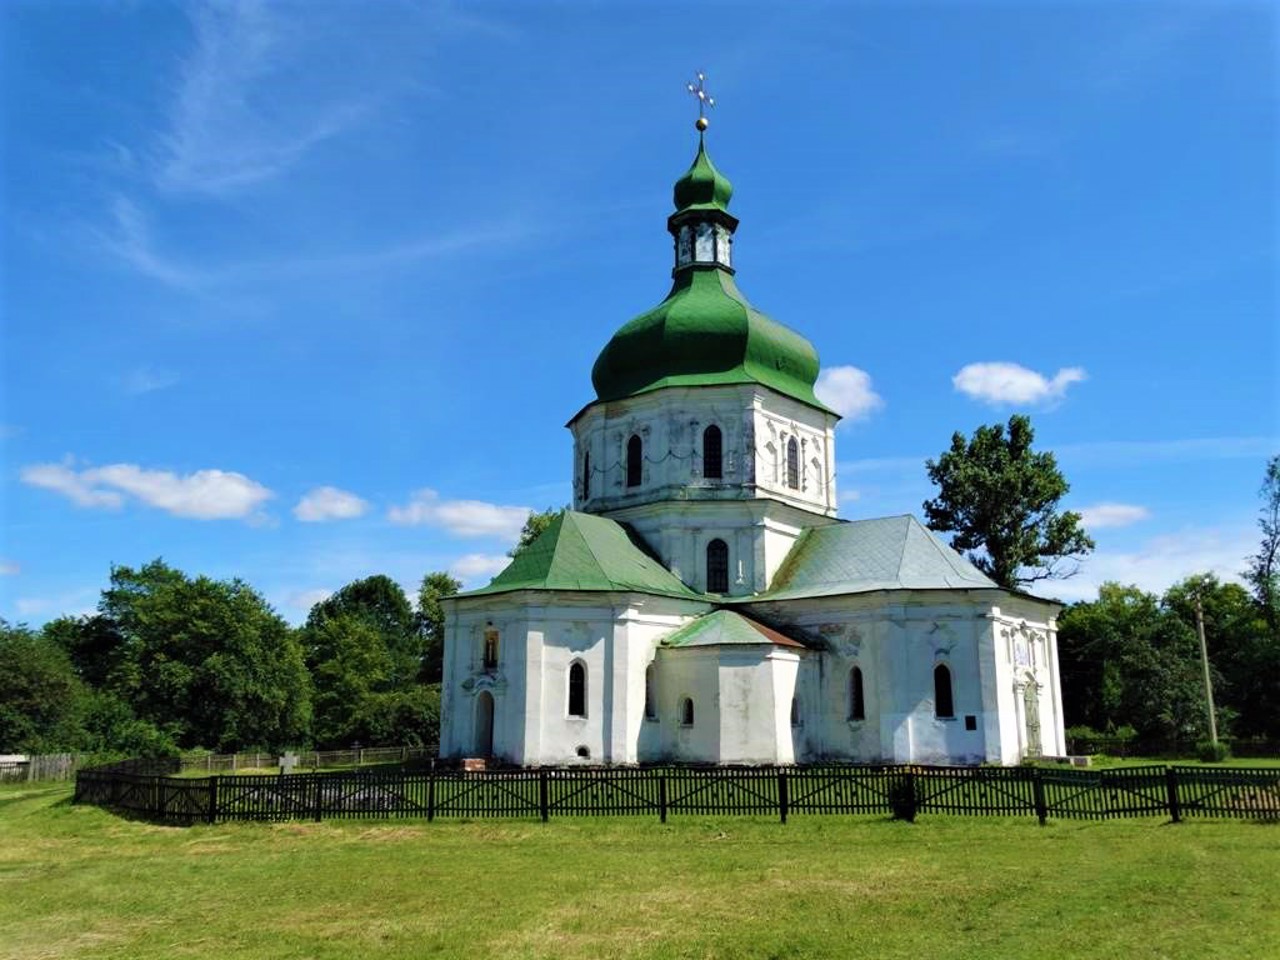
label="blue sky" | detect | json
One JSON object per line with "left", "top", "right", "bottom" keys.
{"left": 2, "top": 1, "right": 1276, "bottom": 625}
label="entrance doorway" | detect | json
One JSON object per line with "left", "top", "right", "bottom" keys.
{"left": 475, "top": 691, "right": 494, "bottom": 757}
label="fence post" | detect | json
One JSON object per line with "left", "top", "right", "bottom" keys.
{"left": 427, "top": 769, "right": 436, "bottom": 822}
{"left": 539, "top": 769, "right": 550, "bottom": 823}
{"left": 778, "top": 770, "right": 789, "bottom": 824}
{"left": 206, "top": 776, "right": 218, "bottom": 825}
{"left": 1165, "top": 766, "right": 1181, "bottom": 823}
{"left": 659, "top": 775, "right": 668, "bottom": 824}
{"left": 1032, "top": 768, "right": 1048, "bottom": 826}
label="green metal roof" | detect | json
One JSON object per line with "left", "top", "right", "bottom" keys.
{"left": 590, "top": 267, "right": 831, "bottom": 411}
{"left": 662, "top": 609, "right": 806, "bottom": 649}
{"left": 754, "top": 515, "right": 998, "bottom": 601}
{"left": 461, "top": 511, "right": 702, "bottom": 600}
{"left": 672, "top": 136, "right": 733, "bottom": 214}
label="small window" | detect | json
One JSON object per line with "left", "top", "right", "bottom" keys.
{"left": 785, "top": 437, "right": 800, "bottom": 490}
{"left": 790, "top": 696, "right": 802, "bottom": 727}
{"left": 644, "top": 663, "right": 657, "bottom": 720}
{"left": 483, "top": 627, "right": 499, "bottom": 670}
{"left": 849, "top": 666, "right": 865, "bottom": 721}
{"left": 626, "top": 435, "right": 643, "bottom": 488}
{"left": 582, "top": 451, "right": 591, "bottom": 499}
{"left": 934, "top": 663, "right": 955, "bottom": 719}
{"left": 680, "top": 697, "right": 694, "bottom": 726}
{"left": 706, "top": 538, "right": 729, "bottom": 593}
{"left": 568, "top": 661, "right": 586, "bottom": 717}
{"left": 702, "top": 425, "right": 723, "bottom": 479}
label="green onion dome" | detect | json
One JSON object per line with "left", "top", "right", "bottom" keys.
{"left": 590, "top": 140, "right": 830, "bottom": 412}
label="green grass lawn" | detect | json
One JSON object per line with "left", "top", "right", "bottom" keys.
{"left": 3, "top": 783, "right": 1278, "bottom": 960}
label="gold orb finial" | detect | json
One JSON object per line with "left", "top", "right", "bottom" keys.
{"left": 686, "top": 71, "right": 715, "bottom": 131}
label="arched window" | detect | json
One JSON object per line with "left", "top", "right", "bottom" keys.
{"left": 849, "top": 666, "right": 865, "bottom": 721}
{"left": 626, "top": 435, "right": 643, "bottom": 488}
{"left": 582, "top": 451, "right": 591, "bottom": 499}
{"left": 702, "top": 424, "right": 723, "bottom": 479}
{"left": 934, "top": 663, "right": 955, "bottom": 719}
{"left": 680, "top": 697, "right": 694, "bottom": 726}
{"left": 706, "top": 538, "right": 729, "bottom": 593}
{"left": 483, "top": 627, "right": 499, "bottom": 671}
{"left": 568, "top": 661, "right": 587, "bottom": 717}
{"left": 644, "top": 663, "right": 657, "bottom": 720}
{"left": 785, "top": 437, "right": 800, "bottom": 490}
{"left": 790, "top": 696, "right": 802, "bottom": 727}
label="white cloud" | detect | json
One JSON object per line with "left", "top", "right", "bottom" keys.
{"left": 1030, "top": 525, "right": 1255, "bottom": 604}
{"left": 815, "top": 366, "right": 884, "bottom": 423}
{"left": 450, "top": 553, "right": 511, "bottom": 581}
{"left": 293, "top": 486, "right": 369, "bottom": 522}
{"left": 286, "top": 588, "right": 333, "bottom": 611}
{"left": 388, "top": 489, "right": 531, "bottom": 540}
{"left": 21, "top": 460, "right": 272, "bottom": 520}
{"left": 1076, "top": 503, "right": 1151, "bottom": 529}
{"left": 121, "top": 365, "right": 180, "bottom": 395}
{"left": 952, "top": 362, "right": 1086, "bottom": 407}
{"left": 0, "top": 561, "right": 19, "bottom": 576}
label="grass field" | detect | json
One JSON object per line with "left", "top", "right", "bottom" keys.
{"left": 3, "top": 783, "right": 1278, "bottom": 960}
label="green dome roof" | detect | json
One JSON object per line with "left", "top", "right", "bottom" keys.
{"left": 590, "top": 268, "right": 828, "bottom": 409}
{"left": 673, "top": 138, "right": 733, "bottom": 213}
{"left": 590, "top": 140, "right": 831, "bottom": 413}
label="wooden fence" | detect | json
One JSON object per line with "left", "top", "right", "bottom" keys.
{"left": 176, "top": 746, "right": 433, "bottom": 774}
{"left": 74, "top": 761, "right": 1280, "bottom": 826}
{"left": 0, "top": 753, "right": 81, "bottom": 783}
{"left": 1064, "top": 737, "right": 1280, "bottom": 758}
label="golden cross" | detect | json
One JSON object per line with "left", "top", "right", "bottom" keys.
{"left": 686, "top": 71, "right": 715, "bottom": 130}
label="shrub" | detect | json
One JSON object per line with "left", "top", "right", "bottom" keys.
{"left": 1196, "top": 740, "right": 1231, "bottom": 763}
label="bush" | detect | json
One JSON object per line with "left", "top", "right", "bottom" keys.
{"left": 1196, "top": 740, "right": 1231, "bottom": 763}
{"left": 1065, "top": 725, "right": 1138, "bottom": 755}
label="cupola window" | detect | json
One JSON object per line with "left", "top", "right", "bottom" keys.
{"left": 934, "top": 664, "right": 955, "bottom": 719}
{"left": 582, "top": 451, "right": 591, "bottom": 499}
{"left": 702, "top": 425, "right": 723, "bottom": 479}
{"left": 706, "top": 539, "right": 729, "bottom": 593}
{"left": 849, "top": 667, "right": 865, "bottom": 721}
{"left": 626, "top": 435, "right": 643, "bottom": 488}
{"left": 785, "top": 437, "right": 800, "bottom": 490}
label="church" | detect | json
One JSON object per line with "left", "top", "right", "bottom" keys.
{"left": 439, "top": 114, "right": 1065, "bottom": 767}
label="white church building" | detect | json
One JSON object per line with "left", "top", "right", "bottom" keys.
{"left": 439, "top": 127, "right": 1065, "bottom": 767}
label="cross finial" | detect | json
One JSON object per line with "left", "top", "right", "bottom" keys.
{"left": 686, "top": 71, "right": 715, "bottom": 131}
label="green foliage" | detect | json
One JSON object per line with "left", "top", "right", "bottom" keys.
{"left": 1246, "top": 454, "right": 1280, "bottom": 634}
{"left": 0, "top": 620, "right": 88, "bottom": 752}
{"left": 306, "top": 575, "right": 419, "bottom": 687}
{"left": 417, "top": 571, "right": 461, "bottom": 683}
{"left": 1196, "top": 740, "right": 1232, "bottom": 763}
{"left": 508, "top": 506, "right": 564, "bottom": 557}
{"left": 923, "top": 414, "right": 1094, "bottom": 588}
{"left": 1064, "top": 724, "right": 1137, "bottom": 755}
{"left": 95, "top": 560, "right": 311, "bottom": 752}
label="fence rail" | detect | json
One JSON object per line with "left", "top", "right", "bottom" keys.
{"left": 73, "top": 760, "right": 1280, "bottom": 826}
{"left": 1065, "top": 737, "right": 1280, "bottom": 758}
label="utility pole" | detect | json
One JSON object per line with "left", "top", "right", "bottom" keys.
{"left": 1193, "top": 594, "right": 1219, "bottom": 746}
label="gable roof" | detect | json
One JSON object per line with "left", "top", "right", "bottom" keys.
{"left": 661, "top": 609, "right": 806, "bottom": 649}
{"left": 753, "top": 515, "right": 997, "bottom": 602}
{"left": 461, "top": 510, "right": 702, "bottom": 601}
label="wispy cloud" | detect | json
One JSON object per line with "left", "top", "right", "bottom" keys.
{"left": 815, "top": 366, "right": 884, "bottom": 424}
{"left": 0, "top": 561, "right": 19, "bottom": 576}
{"left": 120, "top": 364, "right": 180, "bottom": 395}
{"left": 294, "top": 486, "right": 369, "bottom": 523}
{"left": 21, "top": 459, "right": 272, "bottom": 520}
{"left": 286, "top": 587, "right": 333, "bottom": 612}
{"left": 450, "top": 553, "right": 511, "bottom": 582}
{"left": 1076, "top": 503, "right": 1151, "bottom": 530}
{"left": 1057, "top": 436, "right": 1278, "bottom": 468}
{"left": 953, "top": 362, "right": 1087, "bottom": 407}
{"left": 388, "top": 489, "right": 531, "bottom": 540}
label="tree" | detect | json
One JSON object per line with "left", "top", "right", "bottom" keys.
{"left": 417, "top": 571, "right": 462, "bottom": 683}
{"left": 508, "top": 507, "right": 564, "bottom": 557}
{"left": 1246, "top": 455, "right": 1280, "bottom": 634}
{"left": 0, "top": 620, "right": 88, "bottom": 752}
{"left": 97, "top": 560, "right": 311, "bottom": 751}
{"left": 305, "top": 575, "right": 418, "bottom": 687}
{"left": 923, "top": 414, "right": 1094, "bottom": 589}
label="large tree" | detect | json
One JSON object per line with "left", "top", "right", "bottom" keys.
{"left": 305, "top": 575, "right": 419, "bottom": 687}
{"left": 96, "top": 560, "right": 311, "bottom": 751}
{"left": 1246, "top": 455, "right": 1280, "bottom": 634}
{"left": 0, "top": 620, "right": 88, "bottom": 753}
{"left": 923, "top": 414, "right": 1094, "bottom": 589}
{"left": 417, "top": 571, "right": 462, "bottom": 684}
{"left": 508, "top": 507, "right": 564, "bottom": 557}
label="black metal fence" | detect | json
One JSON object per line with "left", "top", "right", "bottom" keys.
{"left": 73, "top": 759, "right": 1280, "bottom": 826}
